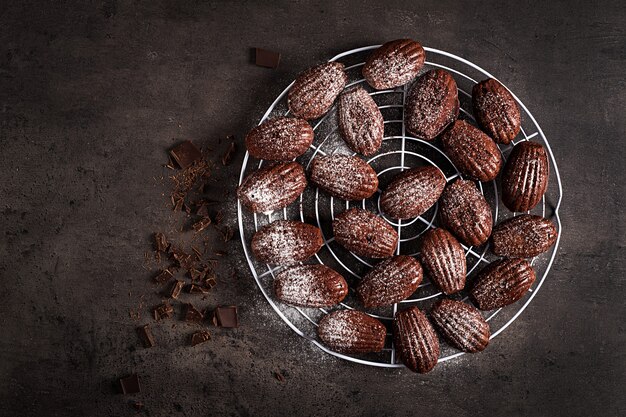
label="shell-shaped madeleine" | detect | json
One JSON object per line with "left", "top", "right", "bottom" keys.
{"left": 420, "top": 228, "right": 467, "bottom": 295}
{"left": 310, "top": 155, "right": 378, "bottom": 201}
{"left": 318, "top": 310, "right": 386, "bottom": 354}
{"left": 274, "top": 265, "right": 348, "bottom": 308}
{"left": 470, "top": 258, "right": 536, "bottom": 310}
{"left": 491, "top": 214, "right": 558, "bottom": 258}
{"left": 502, "top": 141, "right": 549, "bottom": 212}
{"left": 439, "top": 179, "right": 493, "bottom": 246}
{"left": 393, "top": 307, "right": 440, "bottom": 373}
{"left": 333, "top": 208, "right": 398, "bottom": 259}
{"left": 245, "top": 117, "right": 314, "bottom": 161}
{"left": 472, "top": 78, "right": 521, "bottom": 144}
{"left": 441, "top": 120, "right": 502, "bottom": 182}
{"left": 362, "top": 39, "right": 426, "bottom": 89}
{"left": 356, "top": 255, "right": 423, "bottom": 308}
{"left": 251, "top": 220, "right": 323, "bottom": 266}
{"left": 238, "top": 162, "right": 307, "bottom": 213}
{"left": 288, "top": 62, "right": 348, "bottom": 120}
{"left": 380, "top": 166, "right": 446, "bottom": 219}
{"left": 338, "top": 87, "right": 384, "bottom": 156}
{"left": 404, "top": 69, "right": 460, "bottom": 140}
{"left": 431, "top": 299, "right": 490, "bottom": 353}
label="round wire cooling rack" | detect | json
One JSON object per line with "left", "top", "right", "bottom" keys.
{"left": 237, "top": 45, "right": 563, "bottom": 368}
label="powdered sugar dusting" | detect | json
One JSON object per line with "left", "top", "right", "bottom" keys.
{"left": 238, "top": 162, "right": 307, "bottom": 213}
{"left": 245, "top": 117, "right": 314, "bottom": 160}
{"left": 338, "top": 87, "right": 384, "bottom": 156}
{"left": 332, "top": 208, "right": 398, "bottom": 258}
{"left": 362, "top": 39, "right": 425, "bottom": 89}
{"left": 472, "top": 78, "right": 521, "bottom": 144}
{"left": 274, "top": 265, "right": 348, "bottom": 308}
{"left": 251, "top": 220, "right": 323, "bottom": 266}
{"left": 317, "top": 310, "right": 386, "bottom": 353}
{"left": 380, "top": 166, "right": 446, "bottom": 219}
{"left": 439, "top": 179, "right": 493, "bottom": 246}
{"left": 357, "top": 255, "right": 423, "bottom": 308}
{"left": 405, "top": 69, "right": 459, "bottom": 140}
{"left": 288, "top": 62, "right": 347, "bottom": 120}
{"left": 441, "top": 119, "right": 502, "bottom": 182}
{"left": 310, "top": 155, "right": 378, "bottom": 201}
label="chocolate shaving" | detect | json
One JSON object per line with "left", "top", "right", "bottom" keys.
{"left": 119, "top": 374, "right": 140, "bottom": 395}
{"left": 221, "top": 226, "right": 233, "bottom": 242}
{"left": 212, "top": 306, "right": 239, "bottom": 328}
{"left": 136, "top": 325, "right": 156, "bottom": 348}
{"left": 221, "top": 140, "right": 236, "bottom": 166}
{"left": 192, "top": 217, "right": 211, "bottom": 233}
{"left": 170, "top": 248, "right": 194, "bottom": 269}
{"left": 168, "top": 280, "right": 184, "bottom": 299}
{"left": 183, "top": 303, "right": 204, "bottom": 322}
{"left": 273, "top": 371, "right": 286, "bottom": 382}
{"left": 153, "top": 302, "right": 174, "bottom": 321}
{"left": 169, "top": 140, "right": 202, "bottom": 169}
{"left": 187, "top": 268, "right": 203, "bottom": 281}
{"left": 154, "top": 233, "right": 169, "bottom": 252}
{"left": 153, "top": 269, "right": 173, "bottom": 284}
{"left": 214, "top": 210, "right": 224, "bottom": 225}
{"left": 187, "top": 284, "right": 209, "bottom": 294}
{"left": 190, "top": 330, "right": 211, "bottom": 346}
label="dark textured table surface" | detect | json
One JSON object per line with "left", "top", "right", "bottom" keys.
{"left": 1, "top": 1, "right": 625, "bottom": 416}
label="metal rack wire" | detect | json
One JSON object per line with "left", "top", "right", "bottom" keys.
{"left": 237, "top": 46, "right": 563, "bottom": 367}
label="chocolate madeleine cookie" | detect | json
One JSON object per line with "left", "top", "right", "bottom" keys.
{"left": 491, "top": 214, "right": 558, "bottom": 258}
{"left": 333, "top": 208, "right": 398, "bottom": 259}
{"left": 238, "top": 162, "right": 307, "bottom": 213}
{"left": 393, "top": 307, "right": 440, "bottom": 373}
{"left": 440, "top": 119, "right": 502, "bottom": 182}
{"left": 274, "top": 265, "right": 348, "bottom": 308}
{"left": 338, "top": 87, "right": 384, "bottom": 156}
{"left": 472, "top": 78, "right": 521, "bottom": 144}
{"left": 404, "top": 69, "right": 460, "bottom": 140}
{"left": 245, "top": 117, "right": 314, "bottom": 161}
{"left": 251, "top": 220, "right": 323, "bottom": 266}
{"left": 362, "top": 39, "right": 426, "bottom": 89}
{"left": 310, "top": 155, "right": 378, "bottom": 201}
{"left": 470, "top": 258, "right": 536, "bottom": 310}
{"left": 288, "top": 62, "right": 348, "bottom": 120}
{"left": 502, "top": 141, "right": 549, "bottom": 212}
{"left": 420, "top": 228, "right": 467, "bottom": 295}
{"left": 431, "top": 299, "right": 490, "bottom": 353}
{"left": 318, "top": 310, "right": 386, "bottom": 354}
{"left": 357, "top": 256, "right": 423, "bottom": 308}
{"left": 439, "top": 179, "right": 493, "bottom": 246}
{"left": 380, "top": 166, "right": 446, "bottom": 219}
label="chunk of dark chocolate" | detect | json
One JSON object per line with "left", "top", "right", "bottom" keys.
{"left": 153, "top": 302, "right": 174, "bottom": 321}
{"left": 119, "top": 374, "right": 140, "bottom": 394}
{"left": 136, "top": 324, "right": 156, "bottom": 348}
{"left": 190, "top": 330, "right": 211, "bottom": 346}
{"left": 255, "top": 48, "right": 281, "bottom": 69}
{"left": 169, "top": 140, "right": 202, "bottom": 169}
{"left": 212, "top": 306, "right": 239, "bottom": 328}
{"left": 183, "top": 303, "right": 204, "bottom": 322}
